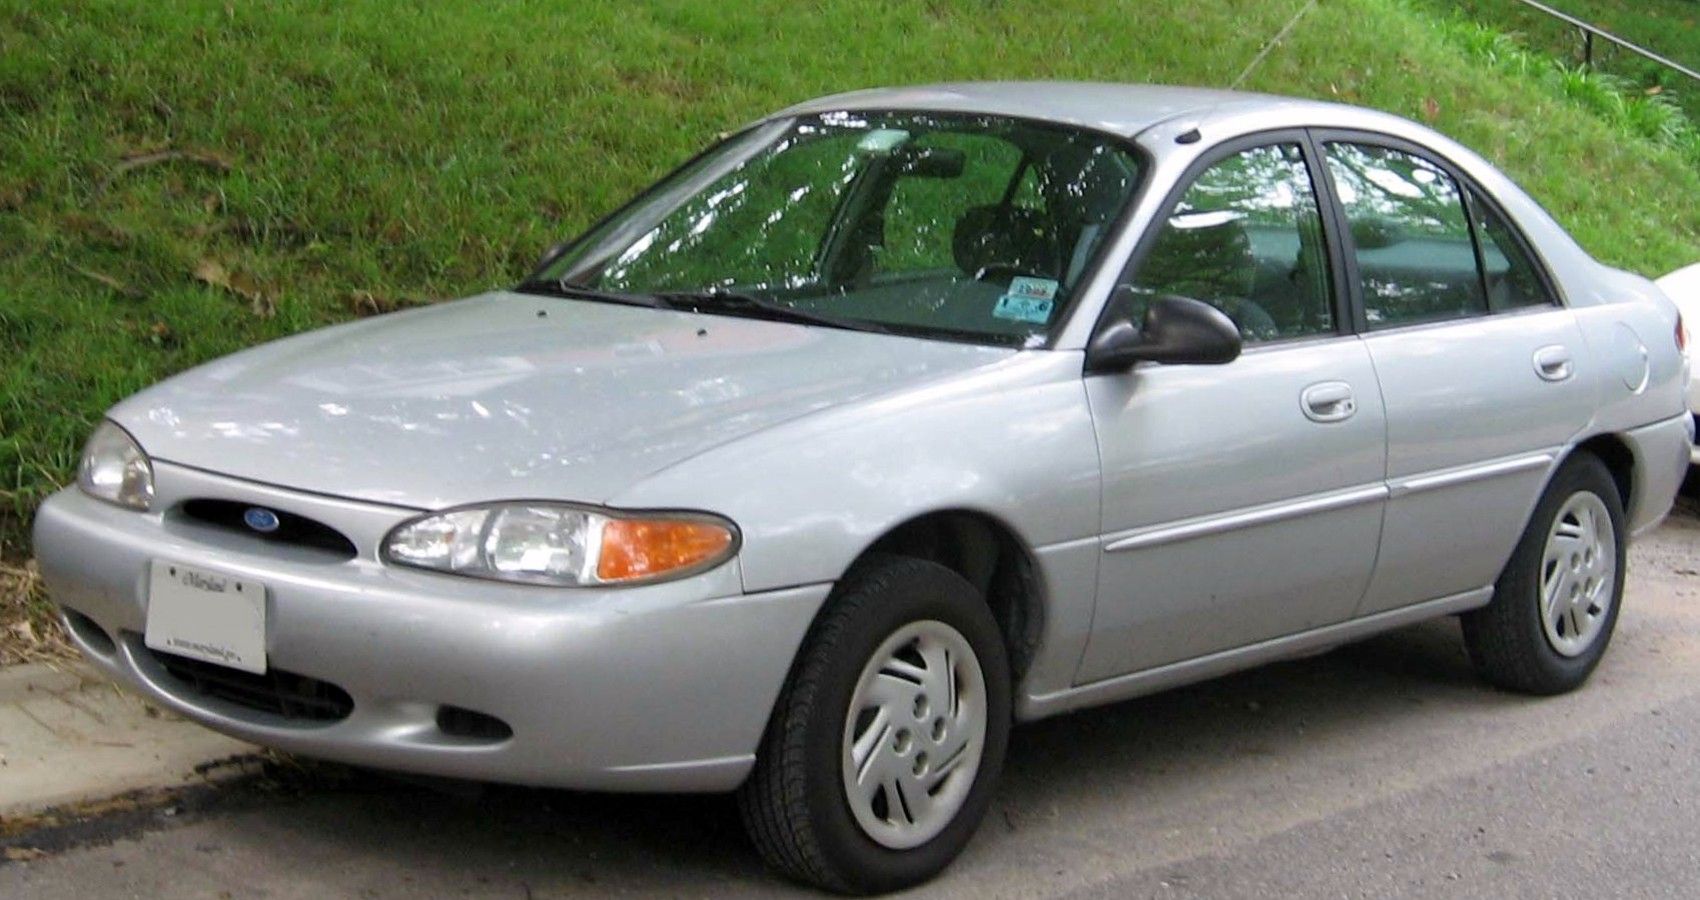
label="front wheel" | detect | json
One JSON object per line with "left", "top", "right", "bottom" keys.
{"left": 737, "top": 555, "right": 1011, "bottom": 894}
{"left": 1462, "top": 453, "right": 1627, "bottom": 694}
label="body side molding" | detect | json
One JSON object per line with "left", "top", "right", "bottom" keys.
{"left": 1101, "top": 451, "right": 1560, "bottom": 556}
{"left": 1387, "top": 452, "right": 1556, "bottom": 498}
{"left": 1102, "top": 483, "right": 1389, "bottom": 553}
{"left": 1019, "top": 586, "right": 1493, "bottom": 721}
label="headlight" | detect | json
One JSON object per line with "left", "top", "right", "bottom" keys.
{"left": 382, "top": 503, "right": 738, "bottom": 586}
{"left": 78, "top": 421, "right": 154, "bottom": 511}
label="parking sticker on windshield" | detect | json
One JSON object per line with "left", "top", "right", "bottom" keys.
{"left": 993, "top": 277, "right": 1059, "bottom": 324}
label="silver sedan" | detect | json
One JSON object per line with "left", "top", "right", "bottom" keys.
{"left": 35, "top": 83, "right": 1693, "bottom": 892}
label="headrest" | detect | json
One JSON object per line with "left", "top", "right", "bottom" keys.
{"left": 952, "top": 205, "right": 1061, "bottom": 278}
{"left": 1136, "top": 212, "right": 1257, "bottom": 302}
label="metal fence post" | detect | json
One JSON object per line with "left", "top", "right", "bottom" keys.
{"left": 1512, "top": 0, "right": 1700, "bottom": 84}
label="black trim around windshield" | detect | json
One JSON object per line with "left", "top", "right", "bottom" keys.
{"left": 515, "top": 110, "right": 1155, "bottom": 350}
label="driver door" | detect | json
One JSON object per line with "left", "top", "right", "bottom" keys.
{"left": 1076, "top": 135, "right": 1388, "bottom": 683}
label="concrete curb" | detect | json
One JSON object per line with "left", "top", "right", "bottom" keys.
{"left": 0, "top": 661, "right": 254, "bottom": 817}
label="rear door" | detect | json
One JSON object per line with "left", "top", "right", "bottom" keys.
{"left": 1076, "top": 134, "right": 1387, "bottom": 683}
{"left": 1315, "top": 135, "right": 1592, "bottom": 615}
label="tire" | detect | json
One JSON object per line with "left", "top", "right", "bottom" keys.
{"left": 737, "top": 555, "right": 1012, "bottom": 894}
{"left": 1462, "top": 453, "right": 1627, "bottom": 695}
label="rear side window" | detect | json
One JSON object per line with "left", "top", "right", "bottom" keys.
{"left": 1469, "top": 188, "right": 1556, "bottom": 311}
{"left": 1323, "top": 143, "right": 1485, "bottom": 328}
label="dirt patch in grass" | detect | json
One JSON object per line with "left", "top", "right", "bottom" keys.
{"left": 0, "top": 556, "right": 72, "bottom": 667}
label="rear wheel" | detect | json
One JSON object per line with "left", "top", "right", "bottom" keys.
{"left": 737, "top": 555, "right": 1011, "bottom": 894}
{"left": 1462, "top": 453, "right": 1626, "bottom": 694}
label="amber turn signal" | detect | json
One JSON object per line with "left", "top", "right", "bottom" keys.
{"left": 597, "top": 517, "right": 736, "bottom": 582}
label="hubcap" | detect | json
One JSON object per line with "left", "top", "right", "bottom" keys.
{"left": 841, "top": 620, "right": 987, "bottom": 850}
{"left": 1540, "top": 491, "right": 1616, "bottom": 658}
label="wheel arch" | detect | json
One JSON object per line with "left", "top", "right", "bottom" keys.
{"left": 1565, "top": 432, "right": 1635, "bottom": 517}
{"left": 850, "top": 508, "right": 1048, "bottom": 684}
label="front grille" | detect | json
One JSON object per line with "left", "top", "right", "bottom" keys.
{"left": 150, "top": 649, "right": 354, "bottom": 723}
{"left": 178, "top": 499, "right": 358, "bottom": 560}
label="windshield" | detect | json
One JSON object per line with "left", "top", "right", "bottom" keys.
{"left": 530, "top": 111, "right": 1144, "bottom": 346}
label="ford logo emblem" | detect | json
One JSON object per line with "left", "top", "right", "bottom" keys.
{"left": 243, "top": 507, "right": 282, "bottom": 534}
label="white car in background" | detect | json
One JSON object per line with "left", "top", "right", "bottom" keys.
{"left": 1655, "top": 263, "right": 1700, "bottom": 465}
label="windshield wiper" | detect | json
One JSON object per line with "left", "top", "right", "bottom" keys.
{"left": 516, "top": 280, "right": 894, "bottom": 335}
{"left": 514, "top": 278, "right": 666, "bottom": 308}
{"left": 653, "top": 290, "right": 893, "bottom": 335}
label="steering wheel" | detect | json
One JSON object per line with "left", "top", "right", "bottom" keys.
{"left": 1224, "top": 296, "right": 1279, "bottom": 342}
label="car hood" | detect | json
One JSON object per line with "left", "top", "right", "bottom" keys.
{"left": 112, "top": 292, "right": 1014, "bottom": 509}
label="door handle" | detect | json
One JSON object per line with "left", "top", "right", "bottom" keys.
{"left": 1301, "top": 381, "right": 1356, "bottom": 423}
{"left": 1533, "top": 345, "right": 1573, "bottom": 382}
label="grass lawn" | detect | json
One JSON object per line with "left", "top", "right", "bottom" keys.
{"left": 5, "top": 0, "right": 1700, "bottom": 579}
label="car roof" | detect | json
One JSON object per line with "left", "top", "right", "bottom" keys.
{"left": 768, "top": 81, "right": 1339, "bottom": 138}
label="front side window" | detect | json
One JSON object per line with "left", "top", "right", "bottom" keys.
{"left": 1324, "top": 143, "right": 1486, "bottom": 328}
{"left": 1128, "top": 142, "right": 1335, "bottom": 343}
{"left": 537, "top": 112, "right": 1144, "bottom": 346}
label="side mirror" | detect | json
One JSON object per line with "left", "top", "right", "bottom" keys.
{"left": 1086, "top": 291, "right": 1242, "bottom": 373}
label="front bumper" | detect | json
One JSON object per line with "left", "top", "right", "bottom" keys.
{"left": 32, "top": 464, "right": 830, "bottom": 792}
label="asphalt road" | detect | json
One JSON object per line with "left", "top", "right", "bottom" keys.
{"left": 4, "top": 504, "right": 1699, "bottom": 898}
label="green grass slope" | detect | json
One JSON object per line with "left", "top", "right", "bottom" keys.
{"left": 1433, "top": 0, "right": 1700, "bottom": 121}
{"left": 1446, "top": 0, "right": 1700, "bottom": 64}
{"left": 5, "top": 0, "right": 1700, "bottom": 559}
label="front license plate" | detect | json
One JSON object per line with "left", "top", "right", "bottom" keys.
{"left": 144, "top": 560, "right": 267, "bottom": 674}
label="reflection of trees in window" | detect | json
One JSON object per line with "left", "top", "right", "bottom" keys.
{"left": 1325, "top": 143, "right": 1484, "bottom": 327}
{"left": 1172, "top": 144, "right": 1310, "bottom": 226}
{"left": 1133, "top": 143, "right": 1332, "bottom": 343}
{"left": 603, "top": 128, "right": 862, "bottom": 292}
{"left": 600, "top": 118, "right": 1140, "bottom": 295}
{"left": 559, "top": 111, "right": 1142, "bottom": 343}
{"left": 1324, "top": 144, "right": 1466, "bottom": 239}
